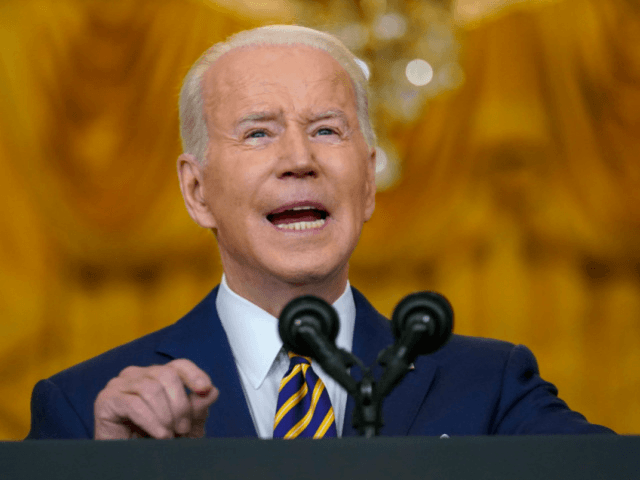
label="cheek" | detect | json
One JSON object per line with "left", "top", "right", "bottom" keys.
{"left": 345, "top": 162, "right": 372, "bottom": 205}
{"left": 204, "top": 152, "right": 260, "bottom": 204}
{"left": 201, "top": 169, "right": 226, "bottom": 210}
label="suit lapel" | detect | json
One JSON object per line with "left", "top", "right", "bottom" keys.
{"left": 343, "top": 288, "right": 438, "bottom": 436}
{"left": 155, "top": 286, "right": 257, "bottom": 438}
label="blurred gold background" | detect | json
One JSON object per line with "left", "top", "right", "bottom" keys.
{"left": 1, "top": 0, "right": 639, "bottom": 439}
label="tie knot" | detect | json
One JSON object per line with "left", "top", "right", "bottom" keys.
{"left": 287, "top": 352, "right": 312, "bottom": 365}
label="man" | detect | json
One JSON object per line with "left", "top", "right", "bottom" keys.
{"left": 26, "top": 25, "right": 613, "bottom": 440}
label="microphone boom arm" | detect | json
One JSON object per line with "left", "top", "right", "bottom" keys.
{"left": 297, "top": 325, "right": 358, "bottom": 396}
{"left": 376, "top": 321, "right": 430, "bottom": 399}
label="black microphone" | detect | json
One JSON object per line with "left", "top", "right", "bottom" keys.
{"left": 377, "top": 291, "right": 454, "bottom": 398}
{"left": 278, "top": 295, "right": 357, "bottom": 394}
{"left": 391, "top": 291, "right": 453, "bottom": 356}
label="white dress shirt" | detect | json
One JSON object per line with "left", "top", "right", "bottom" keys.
{"left": 216, "top": 274, "right": 355, "bottom": 438}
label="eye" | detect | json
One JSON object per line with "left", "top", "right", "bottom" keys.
{"left": 247, "top": 129, "right": 268, "bottom": 138}
{"left": 316, "top": 127, "right": 337, "bottom": 136}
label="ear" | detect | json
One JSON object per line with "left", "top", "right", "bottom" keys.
{"left": 364, "top": 147, "right": 377, "bottom": 222}
{"left": 177, "top": 153, "right": 217, "bottom": 229}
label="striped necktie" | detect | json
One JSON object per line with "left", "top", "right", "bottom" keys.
{"left": 273, "top": 352, "right": 337, "bottom": 439}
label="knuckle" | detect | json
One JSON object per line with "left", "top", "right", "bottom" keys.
{"left": 168, "top": 394, "right": 191, "bottom": 423}
{"left": 120, "top": 365, "right": 142, "bottom": 378}
{"left": 136, "top": 380, "right": 167, "bottom": 406}
{"left": 140, "top": 380, "right": 166, "bottom": 403}
{"left": 95, "top": 377, "right": 124, "bottom": 406}
{"left": 93, "top": 392, "right": 107, "bottom": 411}
{"left": 146, "top": 364, "right": 167, "bottom": 375}
{"left": 118, "top": 394, "right": 141, "bottom": 415}
{"left": 156, "top": 372, "right": 188, "bottom": 404}
{"left": 148, "top": 366, "right": 183, "bottom": 394}
{"left": 169, "top": 358, "right": 192, "bottom": 369}
{"left": 94, "top": 387, "right": 111, "bottom": 405}
{"left": 104, "top": 376, "right": 123, "bottom": 390}
{"left": 170, "top": 359, "right": 200, "bottom": 379}
{"left": 154, "top": 365, "right": 181, "bottom": 384}
{"left": 129, "top": 397, "right": 164, "bottom": 428}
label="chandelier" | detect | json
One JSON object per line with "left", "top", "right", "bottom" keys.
{"left": 301, "top": 0, "right": 464, "bottom": 190}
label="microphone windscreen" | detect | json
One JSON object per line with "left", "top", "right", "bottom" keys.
{"left": 278, "top": 295, "right": 340, "bottom": 357}
{"left": 391, "top": 291, "right": 453, "bottom": 355}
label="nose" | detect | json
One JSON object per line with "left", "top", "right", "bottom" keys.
{"left": 276, "top": 127, "right": 317, "bottom": 179}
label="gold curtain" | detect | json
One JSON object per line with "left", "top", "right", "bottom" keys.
{"left": 0, "top": 0, "right": 254, "bottom": 438}
{"left": 0, "top": 0, "right": 638, "bottom": 439}
{"left": 354, "top": 0, "right": 640, "bottom": 432}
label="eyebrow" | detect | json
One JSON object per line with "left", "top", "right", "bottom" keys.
{"left": 305, "top": 110, "right": 349, "bottom": 124}
{"left": 235, "top": 110, "right": 283, "bottom": 129}
{"left": 234, "top": 109, "right": 350, "bottom": 132}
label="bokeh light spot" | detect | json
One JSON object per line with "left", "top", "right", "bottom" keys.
{"left": 373, "top": 13, "right": 408, "bottom": 40}
{"left": 405, "top": 59, "right": 433, "bottom": 86}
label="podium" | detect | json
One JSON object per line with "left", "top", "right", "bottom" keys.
{"left": 2, "top": 435, "right": 638, "bottom": 479}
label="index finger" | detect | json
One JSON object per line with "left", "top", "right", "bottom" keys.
{"left": 167, "top": 359, "right": 215, "bottom": 396}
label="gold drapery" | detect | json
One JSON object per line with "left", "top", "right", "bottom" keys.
{"left": 354, "top": 0, "right": 640, "bottom": 431}
{"left": 0, "top": 0, "right": 638, "bottom": 438}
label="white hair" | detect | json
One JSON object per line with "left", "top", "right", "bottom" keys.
{"left": 178, "top": 25, "right": 376, "bottom": 164}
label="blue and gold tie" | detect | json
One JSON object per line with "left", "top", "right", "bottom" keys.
{"left": 273, "top": 353, "right": 337, "bottom": 439}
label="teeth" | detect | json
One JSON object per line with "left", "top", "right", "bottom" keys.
{"left": 276, "top": 218, "right": 326, "bottom": 230}
{"left": 291, "top": 206, "right": 315, "bottom": 211}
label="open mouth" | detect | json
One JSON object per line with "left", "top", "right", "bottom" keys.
{"left": 266, "top": 205, "right": 329, "bottom": 231}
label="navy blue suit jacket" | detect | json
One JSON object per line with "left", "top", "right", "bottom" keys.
{"left": 27, "top": 287, "right": 613, "bottom": 439}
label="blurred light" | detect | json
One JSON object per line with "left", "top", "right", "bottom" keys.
{"left": 354, "top": 58, "right": 371, "bottom": 80}
{"left": 405, "top": 59, "right": 433, "bottom": 86}
{"left": 375, "top": 145, "right": 401, "bottom": 191}
{"left": 373, "top": 13, "right": 408, "bottom": 40}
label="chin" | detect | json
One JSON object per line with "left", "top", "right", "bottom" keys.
{"left": 271, "top": 258, "right": 347, "bottom": 288}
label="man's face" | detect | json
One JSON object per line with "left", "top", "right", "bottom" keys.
{"left": 184, "top": 44, "right": 375, "bottom": 292}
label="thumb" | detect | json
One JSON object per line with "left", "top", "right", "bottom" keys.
{"left": 186, "top": 386, "right": 219, "bottom": 438}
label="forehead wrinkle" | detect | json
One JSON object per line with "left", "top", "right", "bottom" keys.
{"left": 294, "top": 69, "right": 356, "bottom": 119}
{"left": 304, "top": 73, "right": 358, "bottom": 119}
{"left": 205, "top": 86, "right": 272, "bottom": 136}
{"left": 202, "top": 44, "right": 359, "bottom": 133}
{"left": 202, "top": 57, "right": 265, "bottom": 114}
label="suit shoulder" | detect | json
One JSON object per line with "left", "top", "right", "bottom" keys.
{"left": 444, "top": 334, "right": 516, "bottom": 354}
{"left": 431, "top": 334, "right": 522, "bottom": 373}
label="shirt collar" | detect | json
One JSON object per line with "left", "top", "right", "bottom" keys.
{"left": 216, "top": 274, "right": 356, "bottom": 390}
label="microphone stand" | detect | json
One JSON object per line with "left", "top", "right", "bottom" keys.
{"left": 353, "top": 373, "right": 381, "bottom": 438}
{"left": 324, "top": 349, "right": 408, "bottom": 438}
